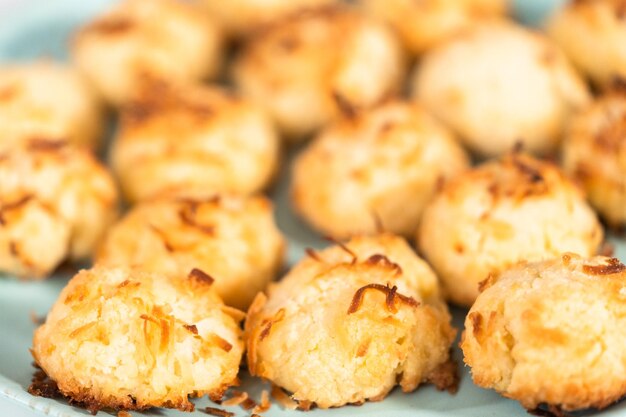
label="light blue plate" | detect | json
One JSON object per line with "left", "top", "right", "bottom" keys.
{"left": 0, "top": 1, "right": 624, "bottom": 416}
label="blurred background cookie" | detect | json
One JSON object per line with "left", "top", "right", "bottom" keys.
{"left": 413, "top": 20, "right": 590, "bottom": 157}
{"left": 97, "top": 194, "right": 285, "bottom": 310}
{"left": 358, "top": 0, "right": 508, "bottom": 55}
{"left": 548, "top": 0, "right": 626, "bottom": 90}
{"left": 233, "top": 6, "right": 405, "bottom": 141}
{"left": 562, "top": 83, "right": 626, "bottom": 230}
{"left": 291, "top": 100, "right": 469, "bottom": 239}
{"left": 246, "top": 234, "right": 456, "bottom": 408}
{"left": 462, "top": 254, "right": 626, "bottom": 412}
{"left": 0, "top": 140, "right": 118, "bottom": 279}
{"left": 203, "top": 0, "right": 339, "bottom": 39}
{"left": 0, "top": 61, "right": 104, "bottom": 151}
{"left": 111, "top": 83, "right": 280, "bottom": 203}
{"left": 72, "top": 0, "right": 223, "bottom": 106}
{"left": 32, "top": 266, "right": 244, "bottom": 412}
{"left": 417, "top": 151, "right": 603, "bottom": 306}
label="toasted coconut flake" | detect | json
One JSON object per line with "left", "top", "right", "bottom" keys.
{"left": 8, "top": 240, "right": 37, "bottom": 269}
{"left": 139, "top": 314, "right": 159, "bottom": 325}
{"left": 149, "top": 225, "right": 175, "bottom": 252}
{"left": 117, "top": 280, "right": 141, "bottom": 289}
{"left": 252, "top": 389, "right": 271, "bottom": 414}
{"left": 561, "top": 253, "right": 572, "bottom": 266}
{"left": 332, "top": 90, "right": 357, "bottom": 119}
{"left": 0, "top": 194, "right": 34, "bottom": 224}
{"left": 305, "top": 248, "right": 322, "bottom": 262}
{"left": 221, "top": 305, "right": 246, "bottom": 322}
{"left": 246, "top": 293, "right": 267, "bottom": 375}
{"left": 325, "top": 236, "right": 358, "bottom": 264}
{"left": 203, "top": 406, "right": 234, "bottom": 417}
{"left": 221, "top": 390, "right": 248, "bottom": 406}
{"left": 29, "top": 311, "right": 46, "bottom": 325}
{"left": 179, "top": 206, "right": 215, "bottom": 235}
{"left": 183, "top": 324, "right": 198, "bottom": 335}
{"left": 469, "top": 312, "right": 483, "bottom": 337}
{"left": 582, "top": 258, "right": 626, "bottom": 275}
{"left": 207, "top": 333, "right": 233, "bottom": 352}
{"left": 241, "top": 397, "right": 257, "bottom": 410}
{"left": 208, "top": 391, "right": 225, "bottom": 403}
{"left": 527, "top": 405, "right": 569, "bottom": 417}
{"left": 188, "top": 268, "right": 215, "bottom": 285}
{"left": 27, "top": 138, "right": 67, "bottom": 152}
{"left": 478, "top": 274, "right": 497, "bottom": 292}
{"left": 347, "top": 283, "right": 419, "bottom": 314}
{"left": 158, "top": 317, "right": 173, "bottom": 353}
{"left": 297, "top": 399, "right": 313, "bottom": 411}
{"left": 259, "top": 308, "right": 285, "bottom": 341}
{"left": 271, "top": 385, "right": 298, "bottom": 410}
{"left": 612, "top": 76, "right": 626, "bottom": 93}
{"left": 69, "top": 321, "right": 96, "bottom": 338}
{"left": 356, "top": 339, "right": 370, "bottom": 357}
{"left": 86, "top": 17, "right": 134, "bottom": 35}
{"left": 512, "top": 141, "right": 524, "bottom": 154}
{"left": 511, "top": 153, "right": 544, "bottom": 184}
{"left": 371, "top": 210, "right": 384, "bottom": 233}
{"left": 8, "top": 241, "right": 17, "bottom": 256}
{"left": 364, "top": 253, "right": 402, "bottom": 275}
{"left": 385, "top": 285, "right": 398, "bottom": 311}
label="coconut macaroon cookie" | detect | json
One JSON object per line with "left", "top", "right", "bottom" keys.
{"left": 562, "top": 85, "right": 626, "bottom": 229}
{"left": 0, "top": 140, "right": 118, "bottom": 279}
{"left": 203, "top": 0, "right": 339, "bottom": 38}
{"left": 72, "top": 0, "right": 223, "bottom": 105}
{"left": 246, "top": 234, "right": 457, "bottom": 408}
{"left": 548, "top": 0, "right": 626, "bottom": 89}
{"left": 413, "top": 20, "right": 590, "bottom": 157}
{"left": 0, "top": 61, "right": 103, "bottom": 150}
{"left": 233, "top": 7, "right": 405, "bottom": 141}
{"left": 97, "top": 194, "right": 285, "bottom": 310}
{"left": 111, "top": 83, "right": 279, "bottom": 203}
{"left": 291, "top": 100, "right": 469, "bottom": 239}
{"left": 418, "top": 152, "right": 603, "bottom": 307}
{"left": 462, "top": 254, "right": 626, "bottom": 412}
{"left": 358, "top": 0, "right": 507, "bottom": 55}
{"left": 32, "top": 266, "right": 244, "bottom": 412}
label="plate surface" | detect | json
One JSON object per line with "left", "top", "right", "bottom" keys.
{"left": 0, "top": 1, "right": 624, "bottom": 416}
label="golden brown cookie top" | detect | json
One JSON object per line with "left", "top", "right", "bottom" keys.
{"left": 442, "top": 151, "right": 578, "bottom": 204}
